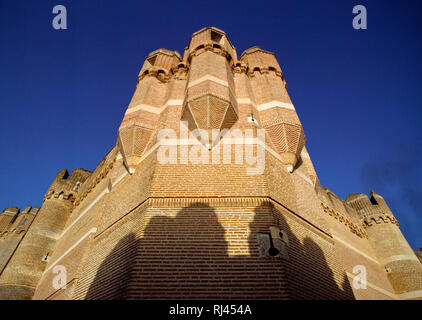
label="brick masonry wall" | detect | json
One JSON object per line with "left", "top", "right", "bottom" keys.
{"left": 0, "top": 199, "right": 71, "bottom": 300}
{"left": 12, "top": 27, "right": 421, "bottom": 300}
{"left": 126, "top": 203, "right": 288, "bottom": 299}
{"left": 0, "top": 234, "right": 24, "bottom": 274}
{"left": 271, "top": 203, "right": 355, "bottom": 300}
{"left": 0, "top": 207, "right": 38, "bottom": 275}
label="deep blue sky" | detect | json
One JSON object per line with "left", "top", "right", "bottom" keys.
{"left": 0, "top": 0, "right": 421, "bottom": 249}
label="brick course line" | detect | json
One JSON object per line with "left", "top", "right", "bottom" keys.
{"left": 44, "top": 228, "right": 97, "bottom": 274}
{"left": 58, "top": 189, "right": 108, "bottom": 239}
{"left": 89, "top": 195, "right": 332, "bottom": 246}
{"left": 59, "top": 171, "right": 128, "bottom": 239}
{"left": 381, "top": 254, "right": 420, "bottom": 265}
{"left": 333, "top": 235, "right": 379, "bottom": 264}
{"left": 93, "top": 199, "right": 149, "bottom": 240}
{"left": 125, "top": 99, "right": 184, "bottom": 116}
{"left": 236, "top": 98, "right": 296, "bottom": 112}
{"left": 187, "top": 75, "right": 228, "bottom": 88}
{"left": 44, "top": 278, "right": 77, "bottom": 300}
{"left": 257, "top": 100, "right": 296, "bottom": 111}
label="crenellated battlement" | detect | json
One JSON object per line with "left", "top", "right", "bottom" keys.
{"left": 43, "top": 168, "right": 91, "bottom": 203}
{"left": 138, "top": 49, "right": 182, "bottom": 83}
{"left": 320, "top": 202, "right": 367, "bottom": 238}
{"left": 0, "top": 207, "right": 19, "bottom": 217}
{"left": 362, "top": 214, "right": 398, "bottom": 227}
{"left": 240, "top": 47, "right": 285, "bottom": 82}
{"left": 185, "top": 27, "right": 237, "bottom": 63}
{"left": 346, "top": 191, "right": 397, "bottom": 225}
{"left": 134, "top": 29, "right": 290, "bottom": 93}
{"left": 0, "top": 206, "right": 39, "bottom": 238}
{"left": 72, "top": 146, "right": 118, "bottom": 209}
{"left": 345, "top": 190, "right": 422, "bottom": 296}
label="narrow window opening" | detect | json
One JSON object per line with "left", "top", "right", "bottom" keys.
{"left": 73, "top": 181, "right": 82, "bottom": 192}
{"left": 147, "top": 55, "right": 157, "bottom": 66}
{"left": 268, "top": 233, "right": 280, "bottom": 257}
{"left": 370, "top": 196, "right": 378, "bottom": 205}
{"left": 41, "top": 253, "right": 50, "bottom": 262}
{"left": 211, "top": 30, "right": 223, "bottom": 43}
{"left": 20, "top": 218, "right": 27, "bottom": 227}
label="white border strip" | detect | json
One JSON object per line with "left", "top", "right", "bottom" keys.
{"left": 237, "top": 98, "right": 255, "bottom": 106}
{"left": 125, "top": 99, "right": 183, "bottom": 116}
{"left": 59, "top": 188, "right": 109, "bottom": 239}
{"left": 59, "top": 171, "right": 129, "bottom": 239}
{"left": 187, "top": 75, "right": 228, "bottom": 88}
{"left": 237, "top": 98, "right": 296, "bottom": 112}
{"left": 45, "top": 228, "right": 97, "bottom": 274}
{"left": 346, "top": 272, "right": 398, "bottom": 299}
{"left": 257, "top": 100, "right": 295, "bottom": 112}
{"left": 295, "top": 170, "right": 313, "bottom": 185}
{"left": 125, "top": 104, "right": 161, "bottom": 115}
{"left": 381, "top": 254, "right": 420, "bottom": 265}
{"left": 333, "top": 235, "right": 380, "bottom": 265}
{"left": 300, "top": 150, "right": 311, "bottom": 160}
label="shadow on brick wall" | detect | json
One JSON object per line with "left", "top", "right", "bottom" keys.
{"left": 85, "top": 203, "right": 355, "bottom": 299}
{"left": 250, "top": 205, "right": 355, "bottom": 300}
{"left": 85, "top": 233, "right": 139, "bottom": 299}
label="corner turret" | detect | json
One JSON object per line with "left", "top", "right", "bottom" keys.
{"left": 118, "top": 48, "right": 183, "bottom": 171}
{"left": 181, "top": 27, "right": 239, "bottom": 147}
{"left": 0, "top": 168, "right": 90, "bottom": 300}
{"left": 346, "top": 191, "right": 422, "bottom": 299}
{"left": 239, "top": 46, "right": 305, "bottom": 172}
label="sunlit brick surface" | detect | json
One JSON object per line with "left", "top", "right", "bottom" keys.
{"left": 1, "top": 27, "right": 421, "bottom": 300}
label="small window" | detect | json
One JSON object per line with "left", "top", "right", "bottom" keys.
{"left": 20, "top": 218, "right": 27, "bottom": 227}
{"left": 147, "top": 55, "right": 157, "bottom": 66}
{"left": 370, "top": 196, "right": 378, "bottom": 205}
{"left": 211, "top": 30, "right": 223, "bottom": 43}
{"left": 41, "top": 253, "right": 50, "bottom": 262}
{"left": 73, "top": 181, "right": 82, "bottom": 192}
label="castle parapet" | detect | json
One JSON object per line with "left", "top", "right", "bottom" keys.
{"left": 346, "top": 191, "right": 422, "bottom": 299}
{"left": 0, "top": 168, "right": 90, "bottom": 300}
{"left": 240, "top": 46, "right": 305, "bottom": 172}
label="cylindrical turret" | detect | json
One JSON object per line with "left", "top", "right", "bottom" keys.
{"left": 181, "top": 27, "right": 239, "bottom": 146}
{"left": 0, "top": 206, "right": 39, "bottom": 275}
{"left": 346, "top": 191, "right": 422, "bottom": 299}
{"left": 118, "top": 49, "right": 182, "bottom": 171}
{"left": 0, "top": 169, "right": 90, "bottom": 300}
{"left": 240, "top": 47, "right": 305, "bottom": 172}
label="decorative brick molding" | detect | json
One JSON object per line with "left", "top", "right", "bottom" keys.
{"left": 321, "top": 203, "right": 367, "bottom": 238}
{"left": 363, "top": 214, "right": 399, "bottom": 228}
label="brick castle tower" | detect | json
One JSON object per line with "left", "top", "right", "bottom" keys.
{"left": 0, "top": 27, "right": 421, "bottom": 300}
